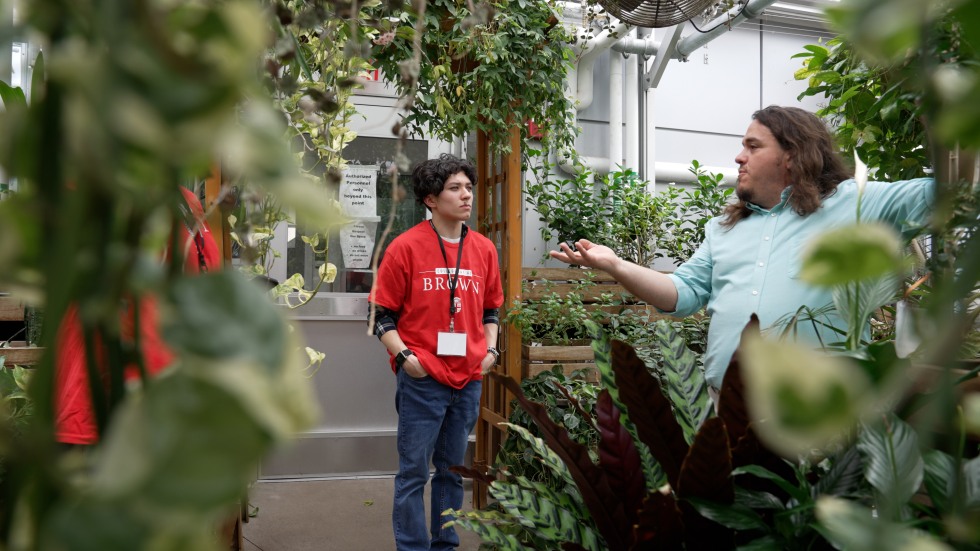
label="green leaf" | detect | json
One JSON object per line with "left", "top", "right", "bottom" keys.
{"left": 0, "top": 81, "right": 27, "bottom": 112}
{"left": 443, "top": 509, "right": 528, "bottom": 549}
{"left": 816, "top": 496, "right": 953, "bottom": 551}
{"left": 491, "top": 481, "right": 603, "bottom": 548}
{"left": 90, "top": 372, "right": 271, "bottom": 514}
{"left": 732, "top": 465, "right": 810, "bottom": 505}
{"left": 686, "top": 497, "right": 769, "bottom": 532}
{"left": 740, "top": 333, "right": 870, "bottom": 457}
{"left": 799, "top": 222, "right": 905, "bottom": 287}
{"left": 30, "top": 51, "right": 45, "bottom": 103}
{"left": 163, "top": 271, "right": 286, "bottom": 373}
{"left": 654, "top": 321, "right": 711, "bottom": 445}
{"left": 922, "top": 449, "right": 955, "bottom": 513}
{"left": 857, "top": 415, "right": 923, "bottom": 516}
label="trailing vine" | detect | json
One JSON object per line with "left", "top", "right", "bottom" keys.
{"left": 370, "top": 0, "right": 577, "bottom": 153}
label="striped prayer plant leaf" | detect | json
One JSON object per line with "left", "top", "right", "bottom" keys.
{"left": 442, "top": 509, "right": 529, "bottom": 550}
{"left": 501, "top": 423, "right": 576, "bottom": 491}
{"left": 654, "top": 321, "right": 712, "bottom": 445}
{"left": 490, "top": 481, "right": 605, "bottom": 550}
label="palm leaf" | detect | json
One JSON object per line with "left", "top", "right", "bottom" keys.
{"left": 610, "top": 339, "right": 689, "bottom": 490}
{"left": 857, "top": 414, "right": 923, "bottom": 517}
{"left": 597, "top": 390, "right": 645, "bottom": 524}
{"left": 494, "top": 373, "right": 631, "bottom": 550}
{"left": 654, "top": 321, "right": 711, "bottom": 444}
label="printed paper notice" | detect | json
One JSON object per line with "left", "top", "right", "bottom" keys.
{"left": 340, "top": 219, "right": 378, "bottom": 269}
{"left": 340, "top": 165, "right": 378, "bottom": 218}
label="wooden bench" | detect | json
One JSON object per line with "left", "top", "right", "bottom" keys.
{"left": 0, "top": 294, "right": 44, "bottom": 366}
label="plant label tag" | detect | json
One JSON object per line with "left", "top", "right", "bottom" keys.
{"left": 437, "top": 332, "right": 467, "bottom": 356}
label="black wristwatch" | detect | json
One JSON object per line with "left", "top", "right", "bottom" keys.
{"left": 487, "top": 347, "right": 500, "bottom": 364}
{"left": 395, "top": 349, "right": 414, "bottom": 369}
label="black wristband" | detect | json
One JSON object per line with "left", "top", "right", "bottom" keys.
{"left": 487, "top": 347, "right": 500, "bottom": 363}
{"left": 395, "top": 349, "right": 414, "bottom": 369}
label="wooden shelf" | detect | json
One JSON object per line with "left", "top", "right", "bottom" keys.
{"left": 0, "top": 342, "right": 44, "bottom": 367}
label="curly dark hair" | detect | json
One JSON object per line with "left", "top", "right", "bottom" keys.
{"left": 411, "top": 153, "right": 477, "bottom": 210}
{"left": 721, "top": 106, "right": 851, "bottom": 228}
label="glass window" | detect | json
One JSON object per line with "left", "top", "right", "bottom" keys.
{"left": 286, "top": 136, "right": 430, "bottom": 293}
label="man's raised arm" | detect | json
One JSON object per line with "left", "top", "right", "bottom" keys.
{"left": 550, "top": 239, "right": 679, "bottom": 312}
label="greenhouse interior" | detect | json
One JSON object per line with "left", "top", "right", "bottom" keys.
{"left": 2, "top": 0, "right": 980, "bottom": 549}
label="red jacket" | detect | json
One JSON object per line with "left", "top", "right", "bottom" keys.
{"left": 54, "top": 187, "right": 222, "bottom": 444}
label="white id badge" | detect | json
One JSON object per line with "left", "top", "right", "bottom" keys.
{"left": 437, "top": 332, "right": 468, "bottom": 356}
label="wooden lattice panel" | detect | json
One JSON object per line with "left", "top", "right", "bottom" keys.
{"left": 473, "top": 127, "right": 522, "bottom": 508}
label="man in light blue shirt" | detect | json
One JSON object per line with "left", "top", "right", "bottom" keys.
{"left": 551, "top": 106, "right": 934, "bottom": 391}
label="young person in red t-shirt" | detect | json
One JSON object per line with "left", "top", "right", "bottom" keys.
{"left": 369, "top": 154, "right": 503, "bottom": 550}
{"left": 54, "top": 186, "right": 222, "bottom": 445}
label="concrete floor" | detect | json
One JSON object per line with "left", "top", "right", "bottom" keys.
{"left": 242, "top": 477, "right": 484, "bottom": 551}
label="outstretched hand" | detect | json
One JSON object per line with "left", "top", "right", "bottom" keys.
{"left": 549, "top": 239, "right": 620, "bottom": 272}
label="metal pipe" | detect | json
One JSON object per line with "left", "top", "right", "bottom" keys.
{"left": 674, "top": 0, "right": 779, "bottom": 60}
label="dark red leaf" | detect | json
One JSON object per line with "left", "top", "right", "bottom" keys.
{"left": 718, "top": 315, "right": 759, "bottom": 449}
{"left": 597, "top": 390, "right": 645, "bottom": 526}
{"left": 677, "top": 417, "right": 735, "bottom": 550}
{"left": 631, "top": 492, "right": 684, "bottom": 550}
{"left": 610, "top": 340, "right": 688, "bottom": 489}
{"left": 493, "top": 373, "right": 631, "bottom": 550}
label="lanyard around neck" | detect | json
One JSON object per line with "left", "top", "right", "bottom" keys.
{"left": 429, "top": 220, "right": 467, "bottom": 332}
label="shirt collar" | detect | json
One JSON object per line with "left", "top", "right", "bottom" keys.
{"left": 746, "top": 186, "right": 793, "bottom": 215}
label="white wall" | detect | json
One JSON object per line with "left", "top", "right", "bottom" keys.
{"left": 523, "top": 19, "right": 834, "bottom": 266}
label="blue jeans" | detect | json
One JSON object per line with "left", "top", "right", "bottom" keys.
{"left": 393, "top": 368, "right": 482, "bottom": 551}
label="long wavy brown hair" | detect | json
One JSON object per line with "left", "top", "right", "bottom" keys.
{"left": 721, "top": 106, "right": 851, "bottom": 228}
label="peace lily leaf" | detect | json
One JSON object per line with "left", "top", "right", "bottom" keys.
{"left": 816, "top": 496, "right": 953, "bottom": 551}
{"left": 857, "top": 415, "right": 923, "bottom": 513}
{"left": 923, "top": 449, "right": 955, "bottom": 514}
{"left": 740, "top": 333, "right": 870, "bottom": 457}
{"left": 800, "top": 222, "right": 905, "bottom": 287}
{"left": 164, "top": 270, "right": 286, "bottom": 373}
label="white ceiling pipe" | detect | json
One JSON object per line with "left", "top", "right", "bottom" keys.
{"left": 624, "top": 43, "right": 640, "bottom": 170}
{"left": 609, "top": 51, "right": 624, "bottom": 171}
{"left": 611, "top": 36, "right": 660, "bottom": 57}
{"left": 674, "top": 0, "right": 780, "bottom": 60}
{"left": 655, "top": 161, "right": 737, "bottom": 185}
{"left": 574, "top": 19, "right": 632, "bottom": 111}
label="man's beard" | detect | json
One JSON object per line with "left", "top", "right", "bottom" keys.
{"left": 735, "top": 178, "right": 754, "bottom": 204}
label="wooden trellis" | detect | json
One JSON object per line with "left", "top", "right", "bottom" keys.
{"left": 473, "top": 126, "right": 522, "bottom": 508}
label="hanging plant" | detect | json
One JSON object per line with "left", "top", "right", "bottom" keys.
{"left": 370, "top": 0, "right": 577, "bottom": 153}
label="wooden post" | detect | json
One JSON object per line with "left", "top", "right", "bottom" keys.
{"left": 473, "top": 126, "right": 522, "bottom": 508}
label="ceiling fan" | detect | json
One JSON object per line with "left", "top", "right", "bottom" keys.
{"left": 595, "top": 0, "right": 724, "bottom": 28}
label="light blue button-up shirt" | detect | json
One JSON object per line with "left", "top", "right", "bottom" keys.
{"left": 665, "top": 177, "right": 935, "bottom": 389}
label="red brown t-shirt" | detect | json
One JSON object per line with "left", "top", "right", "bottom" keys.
{"left": 370, "top": 222, "right": 503, "bottom": 389}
